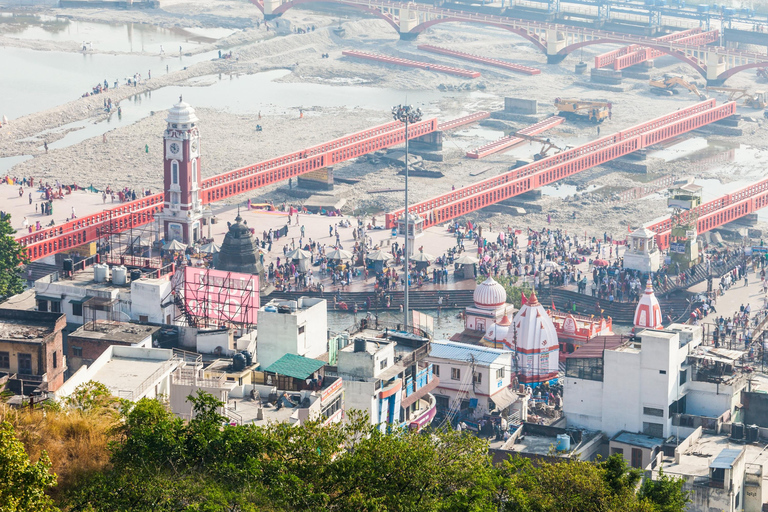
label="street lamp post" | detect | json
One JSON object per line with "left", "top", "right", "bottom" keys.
{"left": 392, "top": 104, "right": 422, "bottom": 330}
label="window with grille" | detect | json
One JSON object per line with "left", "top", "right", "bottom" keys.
{"left": 643, "top": 407, "right": 664, "bottom": 418}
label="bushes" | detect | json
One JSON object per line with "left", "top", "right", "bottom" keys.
{"left": 1, "top": 387, "right": 690, "bottom": 512}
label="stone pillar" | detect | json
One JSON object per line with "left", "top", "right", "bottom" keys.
{"left": 546, "top": 29, "right": 567, "bottom": 63}
{"left": 706, "top": 51, "right": 727, "bottom": 83}
{"left": 263, "top": 0, "right": 282, "bottom": 18}
{"left": 398, "top": 9, "right": 419, "bottom": 40}
{"left": 297, "top": 167, "right": 334, "bottom": 191}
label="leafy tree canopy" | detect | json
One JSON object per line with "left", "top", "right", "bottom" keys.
{"left": 0, "top": 421, "right": 58, "bottom": 512}
{"left": 0, "top": 214, "right": 28, "bottom": 301}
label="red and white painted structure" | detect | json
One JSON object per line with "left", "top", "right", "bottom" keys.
{"left": 417, "top": 44, "right": 541, "bottom": 75}
{"left": 342, "top": 50, "right": 481, "bottom": 78}
{"left": 594, "top": 28, "right": 720, "bottom": 71}
{"left": 156, "top": 98, "right": 204, "bottom": 244}
{"left": 550, "top": 312, "right": 613, "bottom": 355}
{"left": 16, "top": 106, "right": 443, "bottom": 262}
{"left": 385, "top": 99, "right": 736, "bottom": 232}
{"left": 512, "top": 291, "right": 559, "bottom": 385}
{"left": 634, "top": 280, "right": 664, "bottom": 330}
{"left": 466, "top": 116, "right": 564, "bottom": 159}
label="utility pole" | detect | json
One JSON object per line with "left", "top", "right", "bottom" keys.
{"left": 392, "top": 104, "right": 422, "bottom": 330}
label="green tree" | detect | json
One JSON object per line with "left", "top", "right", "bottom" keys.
{"left": 0, "top": 214, "right": 28, "bottom": 301}
{"left": 0, "top": 421, "right": 58, "bottom": 512}
{"left": 599, "top": 454, "right": 643, "bottom": 497}
{"left": 637, "top": 467, "right": 691, "bottom": 512}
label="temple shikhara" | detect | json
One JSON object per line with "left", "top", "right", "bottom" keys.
{"left": 634, "top": 279, "right": 664, "bottom": 330}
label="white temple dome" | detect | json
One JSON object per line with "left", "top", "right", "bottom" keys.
{"left": 634, "top": 279, "right": 663, "bottom": 330}
{"left": 483, "top": 313, "right": 512, "bottom": 345}
{"left": 473, "top": 276, "right": 507, "bottom": 310}
{"left": 166, "top": 97, "right": 198, "bottom": 125}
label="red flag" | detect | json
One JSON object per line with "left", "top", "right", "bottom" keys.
{"left": 552, "top": 300, "right": 557, "bottom": 311}
{"left": 521, "top": 293, "right": 528, "bottom": 306}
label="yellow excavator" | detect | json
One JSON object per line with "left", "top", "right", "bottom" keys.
{"left": 516, "top": 133, "right": 567, "bottom": 160}
{"left": 706, "top": 86, "right": 767, "bottom": 109}
{"left": 649, "top": 75, "right": 707, "bottom": 100}
{"left": 553, "top": 98, "right": 612, "bottom": 123}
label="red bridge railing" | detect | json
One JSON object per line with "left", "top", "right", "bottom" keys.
{"left": 385, "top": 100, "right": 736, "bottom": 232}
{"left": 648, "top": 176, "right": 768, "bottom": 249}
{"left": 200, "top": 117, "right": 438, "bottom": 203}
{"left": 17, "top": 193, "right": 164, "bottom": 262}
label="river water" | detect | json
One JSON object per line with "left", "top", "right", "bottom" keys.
{"left": 0, "top": 12, "right": 234, "bottom": 52}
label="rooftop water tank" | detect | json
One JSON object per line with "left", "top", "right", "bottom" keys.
{"left": 556, "top": 434, "right": 571, "bottom": 452}
{"left": 93, "top": 263, "right": 109, "bottom": 283}
{"left": 112, "top": 266, "right": 127, "bottom": 286}
{"left": 731, "top": 422, "right": 745, "bottom": 440}
{"left": 232, "top": 353, "right": 247, "bottom": 372}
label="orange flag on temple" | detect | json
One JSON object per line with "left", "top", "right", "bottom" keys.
{"left": 521, "top": 293, "right": 527, "bottom": 306}
{"left": 628, "top": 224, "right": 631, "bottom": 233}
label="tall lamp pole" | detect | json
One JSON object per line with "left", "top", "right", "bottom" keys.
{"left": 392, "top": 104, "right": 422, "bottom": 330}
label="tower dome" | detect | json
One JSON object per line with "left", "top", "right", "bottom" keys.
{"left": 473, "top": 276, "right": 507, "bottom": 310}
{"left": 634, "top": 279, "right": 663, "bottom": 330}
{"left": 513, "top": 291, "right": 559, "bottom": 385}
{"left": 166, "top": 96, "right": 198, "bottom": 125}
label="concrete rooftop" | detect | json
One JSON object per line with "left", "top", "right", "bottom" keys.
{"left": 90, "top": 355, "right": 169, "bottom": 397}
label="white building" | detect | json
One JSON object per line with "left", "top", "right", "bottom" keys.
{"left": 465, "top": 277, "right": 509, "bottom": 333}
{"left": 34, "top": 267, "right": 174, "bottom": 326}
{"left": 256, "top": 297, "right": 328, "bottom": 369}
{"left": 564, "top": 325, "right": 747, "bottom": 448}
{"left": 623, "top": 227, "right": 662, "bottom": 273}
{"left": 647, "top": 430, "right": 768, "bottom": 512}
{"left": 336, "top": 332, "right": 437, "bottom": 431}
{"left": 426, "top": 340, "right": 524, "bottom": 419}
{"left": 56, "top": 345, "right": 181, "bottom": 402}
{"left": 58, "top": 344, "right": 244, "bottom": 424}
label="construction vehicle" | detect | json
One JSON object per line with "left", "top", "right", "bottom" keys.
{"left": 706, "top": 86, "right": 767, "bottom": 109}
{"left": 649, "top": 75, "right": 707, "bottom": 100}
{"left": 758, "top": 68, "right": 768, "bottom": 82}
{"left": 516, "top": 133, "right": 567, "bottom": 160}
{"left": 553, "top": 98, "right": 611, "bottom": 123}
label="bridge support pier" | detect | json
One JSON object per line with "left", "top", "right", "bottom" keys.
{"left": 263, "top": 0, "right": 282, "bottom": 20}
{"left": 705, "top": 51, "right": 727, "bottom": 85}
{"left": 297, "top": 167, "right": 334, "bottom": 191}
{"left": 546, "top": 29, "right": 567, "bottom": 64}
{"left": 398, "top": 9, "right": 419, "bottom": 40}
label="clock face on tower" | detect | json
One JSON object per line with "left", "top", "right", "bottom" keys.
{"left": 169, "top": 142, "right": 180, "bottom": 155}
{"left": 191, "top": 141, "right": 198, "bottom": 153}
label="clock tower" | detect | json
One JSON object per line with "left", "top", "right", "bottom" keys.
{"left": 158, "top": 97, "right": 204, "bottom": 244}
